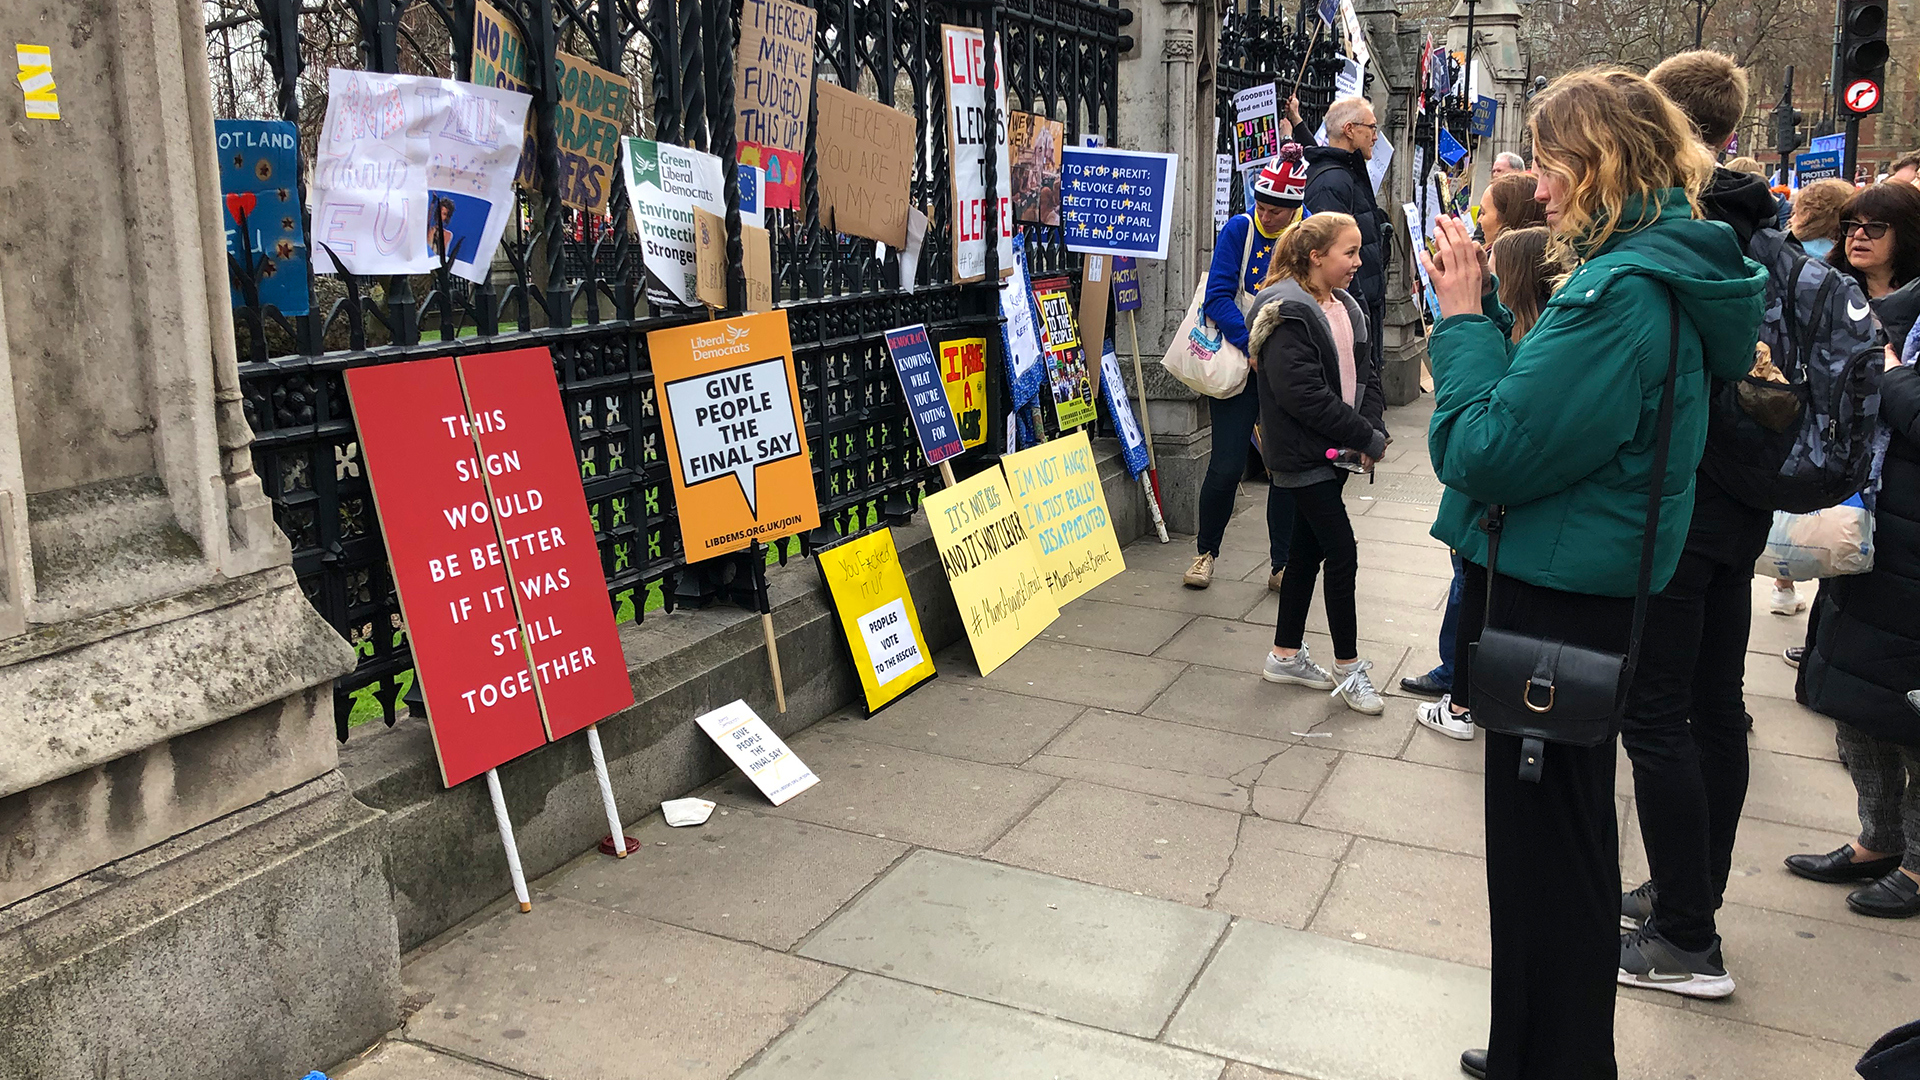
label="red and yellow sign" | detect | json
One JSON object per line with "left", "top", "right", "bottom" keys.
{"left": 939, "top": 336, "right": 989, "bottom": 449}
{"left": 647, "top": 310, "right": 820, "bottom": 558}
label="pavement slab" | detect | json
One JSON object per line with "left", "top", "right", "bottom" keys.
{"left": 809, "top": 681, "right": 1085, "bottom": 765}
{"left": 1143, "top": 663, "right": 1338, "bottom": 742}
{"left": 1742, "top": 746, "right": 1864, "bottom": 834}
{"left": 734, "top": 974, "right": 1226, "bottom": 1080}
{"left": 402, "top": 899, "right": 843, "bottom": 1080}
{"left": 1082, "top": 567, "right": 1270, "bottom": 620}
{"left": 1044, "top": 597, "right": 1197, "bottom": 655}
{"left": 798, "top": 850, "right": 1229, "bottom": 1038}
{"left": 1745, "top": 693, "right": 1840, "bottom": 763}
{"left": 985, "top": 779, "right": 1246, "bottom": 904}
{"left": 1124, "top": 535, "right": 1268, "bottom": 583}
{"left": 553, "top": 806, "right": 905, "bottom": 950}
{"left": 1304, "top": 754, "right": 1485, "bottom": 857}
{"left": 1711, "top": 815, "right": 1920, "bottom": 941}
{"left": 1037, "top": 709, "right": 1290, "bottom": 786}
{"left": 1165, "top": 918, "right": 1490, "bottom": 1080}
{"left": 334, "top": 1041, "right": 521, "bottom": 1079}
{"left": 1208, "top": 816, "right": 1345, "bottom": 929}
{"left": 937, "top": 638, "right": 1187, "bottom": 713}
{"left": 1309, "top": 838, "right": 1492, "bottom": 968}
{"left": 706, "top": 731, "right": 1058, "bottom": 854}
{"left": 1614, "top": 997, "right": 1865, "bottom": 1079}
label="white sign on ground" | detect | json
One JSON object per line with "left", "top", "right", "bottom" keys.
{"left": 694, "top": 699, "right": 819, "bottom": 805}
{"left": 661, "top": 356, "right": 803, "bottom": 517}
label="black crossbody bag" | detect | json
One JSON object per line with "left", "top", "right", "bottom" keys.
{"left": 1469, "top": 292, "right": 1681, "bottom": 784}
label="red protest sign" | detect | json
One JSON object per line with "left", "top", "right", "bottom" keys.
{"left": 345, "top": 358, "right": 548, "bottom": 787}
{"left": 347, "top": 349, "right": 633, "bottom": 786}
{"left": 461, "top": 349, "right": 634, "bottom": 740}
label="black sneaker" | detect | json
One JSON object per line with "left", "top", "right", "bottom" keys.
{"left": 1459, "top": 1048, "right": 1488, "bottom": 1078}
{"left": 1617, "top": 926, "right": 1735, "bottom": 999}
{"left": 1620, "top": 879, "right": 1656, "bottom": 931}
{"left": 1783, "top": 646, "right": 1805, "bottom": 668}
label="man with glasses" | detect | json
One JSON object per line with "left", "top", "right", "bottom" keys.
{"left": 1303, "top": 97, "right": 1389, "bottom": 378}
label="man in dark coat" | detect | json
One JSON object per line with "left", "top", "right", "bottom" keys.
{"left": 1303, "top": 96, "right": 1386, "bottom": 374}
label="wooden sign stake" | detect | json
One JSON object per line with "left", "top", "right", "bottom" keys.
{"left": 1290, "top": 19, "right": 1325, "bottom": 99}
{"left": 1124, "top": 311, "right": 1171, "bottom": 542}
{"left": 938, "top": 460, "right": 958, "bottom": 488}
{"left": 485, "top": 768, "right": 532, "bottom": 912}
{"left": 754, "top": 542, "right": 788, "bottom": 714}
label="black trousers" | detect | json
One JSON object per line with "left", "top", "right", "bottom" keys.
{"left": 1458, "top": 560, "right": 1628, "bottom": 1080}
{"left": 1272, "top": 475, "right": 1357, "bottom": 659}
{"left": 1618, "top": 526, "right": 1766, "bottom": 953}
{"left": 1197, "top": 381, "right": 1293, "bottom": 568}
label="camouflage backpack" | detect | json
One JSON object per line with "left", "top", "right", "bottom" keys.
{"left": 1700, "top": 228, "right": 1886, "bottom": 514}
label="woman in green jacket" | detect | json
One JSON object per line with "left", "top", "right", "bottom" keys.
{"left": 1419, "top": 70, "right": 1765, "bottom": 1080}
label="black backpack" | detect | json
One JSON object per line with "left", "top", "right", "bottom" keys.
{"left": 1700, "top": 229, "right": 1886, "bottom": 514}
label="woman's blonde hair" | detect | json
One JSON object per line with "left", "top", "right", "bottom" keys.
{"left": 1258, "top": 212, "right": 1359, "bottom": 291}
{"left": 1489, "top": 226, "right": 1566, "bottom": 340}
{"left": 1527, "top": 68, "right": 1712, "bottom": 262}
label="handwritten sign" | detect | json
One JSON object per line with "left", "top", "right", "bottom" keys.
{"left": 621, "top": 136, "right": 727, "bottom": 308}
{"left": 1002, "top": 430, "right": 1125, "bottom": 604}
{"left": 1112, "top": 256, "right": 1142, "bottom": 312}
{"left": 216, "top": 119, "right": 309, "bottom": 316}
{"left": 817, "top": 528, "right": 937, "bottom": 712}
{"left": 743, "top": 224, "right": 775, "bottom": 312}
{"left": 694, "top": 205, "right": 728, "bottom": 308}
{"left": 312, "top": 69, "right": 529, "bottom": 283}
{"left": 1099, "top": 340, "right": 1150, "bottom": 479}
{"left": 695, "top": 699, "right": 819, "bottom": 805}
{"left": 648, "top": 310, "right": 820, "bottom": 557}
{"left": 1233, "top": 83, "right": 1279, "bottom": 169}
{"left": 884, "top": 324, "right": 965, "bottom": 464}
{"left": 941, "top": 25, "right": 1014, "bottom": 283}
{"left": 923, "top": 466, "right": 1058, "bottom": 675}
{"left": 939, "top": 337, "right": 989, "bottom": 449}
{"left": 735, "top": 0, "right": 816, "bottom": 211}
{"left": 471, "top": 3, "right": 629, "bottom": 212}
{"left": 1033, "top": 276, "right": 1096, "bottom": 429}
{"left": 1060, "top": 146, "right": 1178, "bottom": 260}
{"left": 813, "top": 80, "right": 914, "bottom": 247}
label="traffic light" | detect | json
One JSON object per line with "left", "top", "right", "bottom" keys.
{"left": 1774, "top": 103, "right": 1805, "bottom": 156}
{"left": 1839, "top": 0, "right": 1888, "bottom": 115}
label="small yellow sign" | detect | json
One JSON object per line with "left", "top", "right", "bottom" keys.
{"left": 1000, "top": 430, "right": 1125, "bottom": 604}
{"left": 817, "top": 527, "right": 937, "bottom": 713}
{"left": 923, "top": 466, "right": 1059, "bottom": 675}
{"left": 16, "top": 45, "right": 57, "bottom": 120}
{"left": 938, "top": 336, "right": 988, "bottom": 449}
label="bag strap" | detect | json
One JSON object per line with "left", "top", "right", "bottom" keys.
{"left": 1238, "top": 214, "right": 1258, "bottom": 305}
{"left": 1484, "top": 286, "right": 1684, "bottom": 692}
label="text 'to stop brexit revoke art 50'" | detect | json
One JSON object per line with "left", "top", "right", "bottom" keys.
{"left": 647, "top": 310, "right": 821, "bottom": 558}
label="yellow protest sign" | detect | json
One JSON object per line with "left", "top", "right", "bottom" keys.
{"left": 1000, "top": 430, "right": 1125, "bottom": 604}
{"left": 938, "top": 336, "right": 988, "bottom": 449}
{"left": 817, "top": 528, "right": 937, "bottom": 713}
{"left": 923, "top": 467, "right": 1058, "bottom": 675}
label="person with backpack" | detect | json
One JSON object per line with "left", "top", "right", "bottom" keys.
{"left": 1184, "top": 146, "right": 1311, "bottom": 592}
{"left": 1786, "top": 331, "right": 1920, "bottom": 919}
{"left": 1421, "top": 69, "right": 1765, "bottom": 1080}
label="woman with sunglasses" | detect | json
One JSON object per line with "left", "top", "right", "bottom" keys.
{"left": 1832, "top": 183, "right": 1920, "bottom": 346}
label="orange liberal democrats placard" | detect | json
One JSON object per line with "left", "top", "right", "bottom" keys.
{"left": 345, "top": 357, "right": 548, "bottom": 787}
{"left": 647, "top": 309, "right": 820, "bottom": 558}
{"left": 460, "top": 348, "right": 635, "bottom": 740}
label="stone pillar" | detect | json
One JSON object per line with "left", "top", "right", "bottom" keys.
{"left": 0, "top": 2, "right": 391, "bottom": 1078}
{"left": 1359, "top": 2, "right": 1429, "bottom": 406}
{"left": 1116, "top": 0, "right": 1214, "bottom": 534}
{"left": 1449, "top": 0, "right": 1528, "bottom": 196}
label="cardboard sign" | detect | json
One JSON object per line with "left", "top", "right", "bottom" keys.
{"left": 1060, "top": 146, "right": 1179, "bottom": 260}
{"left": 1011, "top": 111, "right": 1064, "bottom": 226}
{"left": 458, "top": 349, "right": 636, "bottom": 740}
{"left": 1099, "top": 340, "right": 1151, "bottom": 479}
{"left": 1233, "top": 83, "right": 1279, "bottom": 170}
{"left": 694, "top": 205, "right": 728, "bottom": 309}
{"left": 884, "top": 324, "right": 965, "bottom": 464}
{"left": 622, "top": 136, "right": 728, "bottom": 308}
{"left": 695, "top": 699, "right": 819, "bottom": 805}
{"left": 923, "top": 467, "right": 1058, "bottom": 675}
{"left": 1080, "top": 254, "right": 1111, "bottom": 397}
{"left": 939, "top": 336, "right": 989, "bottom": 449}
{"left": 472, "top": 2, "right": 630, "bottom": 212}
{"left": 1001, "top": 430, "right": 1125, "bottom": 604}
{"left": 1000, "top": 235, "right": 1048, "bottom": 408}
{"left": 743, "top": 224, "right": 775, "bottom": 312}
{"left": 941, "top": 25, "right": 1014, "bottom": 283}
{"left": 216, "top": 119, "right": 310, "bottom": 316}
{"left": 1112, "top": 256, "right": 1142, "bottom": 312}
{"left": 735, "top": 0, "right": 816, "bottom": 211}
{"left": 1032, "top": 276, "right": 1096, "bottom": 429}
{"left": 345, "top": 358, "right": 548, "bottom": 786}
{"left": 813, "top": 79, "right": 914, "bottom": 246}
{"left": 312, "top": 69, "right": 530, "bottom": 284}
{"left": 817, "top": 528, "right": 937, "bottom": 712}
{"left": 648, "top": 310, "right": 820, "bottom": 557}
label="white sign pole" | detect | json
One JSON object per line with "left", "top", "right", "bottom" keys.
{"left": 485, "top": 768, "right": 532, "bottom": 912}
{"left": 585, "top": 724, "right": 635, "bottom": 857}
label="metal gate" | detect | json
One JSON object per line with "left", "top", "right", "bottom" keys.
{"left": 1214, "top": 0, "right": 1356, "bottom": 218}
{"left": 211, "top": 0, "right": 1130, "bottom": 736}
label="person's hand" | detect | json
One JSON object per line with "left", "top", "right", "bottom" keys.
{"left": 1418, "top": 215, "right": 1487, "bottom": 320}
{"left": 1286, "top": 95, "right": 1304, "bottom": 125}
{"left": 1360, "top": 453, "right": 1377, "bottom": 472}
{"left": 1888, "top": 345, "right": 1904, "bottom": 372}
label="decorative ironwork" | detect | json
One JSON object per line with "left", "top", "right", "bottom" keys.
{"left": 216, "top": 0, "right": 1129, "bottom": 737}
{"left": 1214, "top": 0, "right": 1351, "bottom": 219}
